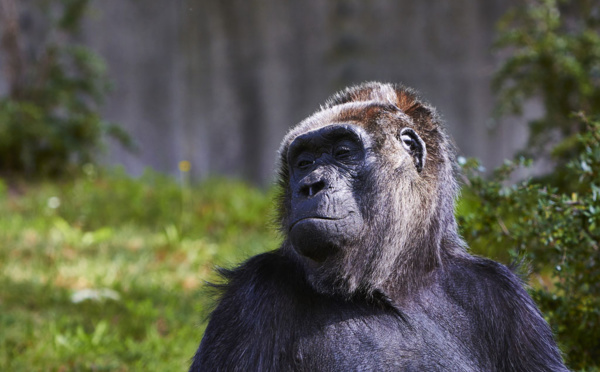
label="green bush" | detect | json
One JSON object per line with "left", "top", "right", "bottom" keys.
{"left": 460, "top": 1, "right": 600, "bottom": 369}
{"left": 0, "top": 0, "right": 130, "bottom": 177}
{"left": 459, "top": 116, "right": 600, "bottom": 370}
{"left": 493, "top": 0, "right": 600, "bottom": 163}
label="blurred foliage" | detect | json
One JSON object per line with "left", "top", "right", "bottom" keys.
{"left": 0, "top": 0, "right": 130, "bottom": 177}
{"left": 493, "top": 0, "right": 600, "bottom": 164}
{"left": 459, "top": 116, "right": 600, "bottom": 369}
{"left": 0, "top": 168, "right": 278, "bottom": 371}
{"left": 460, "top": 0, "right": 600, "bottom": 369}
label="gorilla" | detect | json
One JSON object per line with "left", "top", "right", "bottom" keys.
{"left": 190, "top": 82, "right": 567, "bottom": 371}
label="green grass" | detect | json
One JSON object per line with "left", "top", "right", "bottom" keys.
{"left": 0, "top": 167, "right": 280, "bottom": 371}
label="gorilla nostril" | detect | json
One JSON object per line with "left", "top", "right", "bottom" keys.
{"left": 303, "top": 180, "right": 326, "bottom": 197}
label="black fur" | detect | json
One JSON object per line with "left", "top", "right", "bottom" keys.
{"left": 189, "top": 83, "right": 567, "bottom": 371}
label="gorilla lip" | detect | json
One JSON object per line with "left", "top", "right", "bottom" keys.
{"left": 289, "top": 216, "right": 346, "bottom": 231}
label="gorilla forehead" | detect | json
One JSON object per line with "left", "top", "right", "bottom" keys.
{"left": 279, "top": 100, "right": 414, "bottom": 161}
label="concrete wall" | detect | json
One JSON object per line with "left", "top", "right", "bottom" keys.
{"left": 11, "top": 0, "right": 530, "bottom": 184}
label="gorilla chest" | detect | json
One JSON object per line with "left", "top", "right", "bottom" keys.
{"left": 292, "top": 306, "right": 481, "bottom": 371}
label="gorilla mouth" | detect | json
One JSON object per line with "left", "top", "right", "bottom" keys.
{"left": 289, "top": 216, "right": 346, "bottom": 232}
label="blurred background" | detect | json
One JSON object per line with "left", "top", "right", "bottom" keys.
{"left": 2, "top": 0, "right": 527, "bottom": 184}
{"left": 1, "top": 0, "right": 599, "bottom": 371}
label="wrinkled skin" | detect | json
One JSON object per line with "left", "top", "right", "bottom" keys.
{"left": 287, "top": 124, "right": 370, "bottom": 262}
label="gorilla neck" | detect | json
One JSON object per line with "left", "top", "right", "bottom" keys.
{"left": 287, "top": 224, "right": 463, "bottom": 301}
{"left": 368, "top": 232, "right": 442, "bottom": 299}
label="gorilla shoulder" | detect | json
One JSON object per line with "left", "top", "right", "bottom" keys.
{"left": 212, "top": 250, "right": 308, "bottom": 308}
{"left": 440, "top": 256, "right": 566, "bottom": 371}
{"left": 190, "top": 250, "right": 307, "bottom": 370}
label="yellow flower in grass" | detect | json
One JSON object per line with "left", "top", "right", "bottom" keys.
{"left": 179, "top": 161, "right": 191, "bottom": 172}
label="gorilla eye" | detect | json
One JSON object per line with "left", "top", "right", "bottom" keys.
{"left": 297, "top": 159, "right": 314, "bottom": 169}
{"left": 334, "top": 146, "right": 351, "bottom": 159}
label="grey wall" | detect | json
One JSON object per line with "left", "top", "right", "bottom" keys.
{"left": 74, "top": 0, "right": 525, "bottom": 184}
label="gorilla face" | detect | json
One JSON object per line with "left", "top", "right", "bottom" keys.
{"left": 281, "top": 93, "right": 432, "bottom": 296}
{"left": 287, "top": 124, "right": 371, "bottom": 263}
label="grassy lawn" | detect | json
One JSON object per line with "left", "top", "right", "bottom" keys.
{"left": 3, "top": 166, "right": 592, "bottom": 370}
{"left": 0, "top": 167, "right": 279, "bottom": 371}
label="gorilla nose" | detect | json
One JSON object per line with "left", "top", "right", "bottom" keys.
{"left": 301, "top": 180, "right": 326, "bottom": 197}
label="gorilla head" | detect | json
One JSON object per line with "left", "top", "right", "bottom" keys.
{"left": 277, "top": 82, "right": 464, "bottom": 298}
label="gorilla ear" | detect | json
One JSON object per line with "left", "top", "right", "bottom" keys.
{"left": 400, "top": 128, "right": 426, "bottom": 173}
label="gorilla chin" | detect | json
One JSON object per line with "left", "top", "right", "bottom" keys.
{"left": 289, "top": 217, "right": 352, "bottom": 262}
